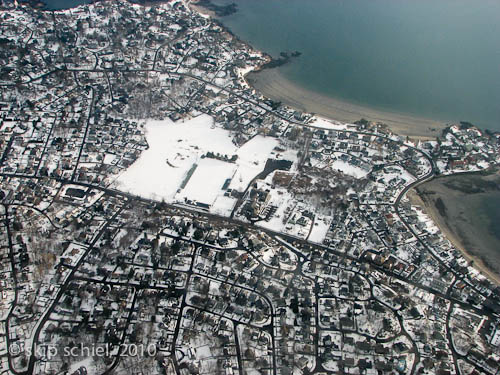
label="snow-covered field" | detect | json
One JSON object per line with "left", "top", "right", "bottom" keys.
{"left": 115, "top": 115, "right": 234, "bottom": 201}
{"left": 309, "top": 116, "right": 354, "bottom": 131}
{"left": 178, "top": 158, "right": 236, "bottom": 206}
{"left": 115, "top": 115, "right": 279, "bottom": 215}
{"left": 308, "top": 215, "right": 331, "bottom": 243}
{"left": 229, "top": 135, "right": 279, "bottom": 191}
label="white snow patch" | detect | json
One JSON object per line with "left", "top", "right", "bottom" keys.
{"left": 229, "top": 135, "right": 279, "bottom": 192}
{"left": 310, "top": 116, "right": 356, "bottom": 131}
{"left": 308, "top": 215, "right": 331, "bottom": 243}
{"left": 115, "top": 116, "right": 281, "bottom": 216}
{"left": 330, "top": 160, "right": 368, "bottom": 179}
{"left": 178, "top": 158, "right": 236, "bottom": 206}
{"left": 211, "top": 195, "right": 237, "bottom": 216}
{"left": 115, "top": 115, "right": 236, "bottom": 201}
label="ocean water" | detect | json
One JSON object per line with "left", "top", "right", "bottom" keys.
{"left": 44, "top": 0, "right": 89, "bottom": 10}
{"left": 481, "top": 193, "right": 500, "bottom": 242}
{"left": 418, "top": 174, "right": 500, "bottom": 277}
{"left": 216, "top": 0, "right": 500, "bottom": 132}
{"left": 458, "top": 191, "right": 500, "bottom": 273}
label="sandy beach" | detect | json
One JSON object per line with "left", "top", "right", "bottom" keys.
{"left": 411, "top": 172, "right": 500, "bottom": 285}
{"left": 189, "top": 2, "right": 499, "bottom": 285}
{"left": 248, "top": 55, "right": 500, "bottom": 283}
{"left": 188, "top": 2, "right": 216, "bottom": 18}
{"left": 190, "top": 0, "right": 448, "bottom": 139}
{"left": 246, "top": 69, "right": 448, "bottom": 140}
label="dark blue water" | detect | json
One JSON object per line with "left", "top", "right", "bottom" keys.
{"left": 43, "top": 0, "right": 500, "bottom": 131}
{"left": 44, "top": 0, "right": 89, "bottom": 10}
{"left": 217, "top": 0, "right": 500, "bottom": 131}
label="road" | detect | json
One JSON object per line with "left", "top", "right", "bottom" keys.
{"left": 1, "top": 63, "right": 496, "bottom": 375}
{"left": 25, "top": 205, "right": 125, "bottom": 375}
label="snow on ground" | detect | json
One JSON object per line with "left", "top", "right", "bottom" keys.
{"left": 261, "top": 247, "right": 278, "bottom": 267}
{"left": 115, "top": 115, "right": 236, "bottom": 201}
{"left": 256, "top": 189, "right": 293, "bottom": 233}
{"left": 308, "top": 215, "right": 331, "bottom": 243}
{"left": 229, "top": 135, "right": 279, "bottom": 191}
{"left": 278, "top": 148, "right": 299, "bottom": 168}
{"left": 330, "top": 160, "right": 368, "bottom": 179}
{"left": 309, "top": 116, "right": 355, "bottom": 131}
{"left": 211, "top": 195, "right": 237, "bottom": 216}
{"left": 178, "top": 158, "right": 236, "bottom": 206}
{"left": 235, "top": 65, "right": 259, "bottom": 89}
{"left": 115, "top": 116, "right": 280, "bottom": 216}
{"left": 67, "top": 358, "right": 94, "bottom": 375}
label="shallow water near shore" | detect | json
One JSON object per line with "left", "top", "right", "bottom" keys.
{"left": 480, "top": 194, "right": 500, "bottom": 242}
{"left": 44, "top": 0, "right": 500, "bottom": 132}
{"left": 216, "top": 0, "right": 500, "bottom": 132}
{"left": 417, "top": 173, "right": 500, "bottom": 279}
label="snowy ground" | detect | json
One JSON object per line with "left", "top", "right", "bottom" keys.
{"left": 178, "top": 158, "right": 236, "bottom": 206}
{"left": 308, "top": 215, "right": 331, "bottom": 243}
{"left": 330, "top": 160, "right": 369, "bottom": 179}
{"left": 309, "top": 116, "right": 354, "bottom": 131}
{"left": 229, "top": 135, "right": 279, "bottom": 191}
{"left": 115, "top": 115, "right": 280, "bottom": 216}
{"left": 256, "top": 189, "right": 294, "bottom": 234}
{"left": 115, "top": 115, "right": 235, "bottom": 201}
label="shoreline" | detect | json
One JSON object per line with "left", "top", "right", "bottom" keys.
{"left": 187, "top": 0, "right": 216, "bottom": 18}
{"left": 25, "top": 0, "right": 500, "bottom": 286}
{"left": 245, "top": 68, "right": 448, "bottom": 140}
{"left": 409, "top": 190, "right": 500, "bottom": 286}
{"left": 192, "top": 3, "right": 500, "bottom": 287}
{"left": 411, "top": 171, "right": 500, "bottom": 285}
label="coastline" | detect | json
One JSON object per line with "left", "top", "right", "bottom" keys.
{"left": 245, "top": 68, "right": 448, "bottom": 140}
{"left": 189, "top": 2, "right": 500, "bottom": 285}
{"left": 411, "top": 171, "right": 500, "bottom": 285}
{"left": 188, "top": 1, "right": 216, "bottom": 18}
{"left": 29, "top": 0, "right": 500, "bottom": 286}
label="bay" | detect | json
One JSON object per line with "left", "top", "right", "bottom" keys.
{"left": 417, "top": 173, "right": 500, "bottom": 280}
{"left": 216, "top": 0, "right": 500, "bottom": 132}
{"left": 43, "top": 0, "right": 90, "bottom": 10}
{"left": 481, "top": 193, "right": 500, "bottom": 243}
{"left": 39, "top": 0, "right": 500, "bottom": 279}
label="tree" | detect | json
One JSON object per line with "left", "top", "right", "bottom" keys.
{"left": 290, "top": 297, "right": 299, "bottom": 314}
{"left": 244, "top": 348, "right": 255, "bottom": 360}
{"left": 193, "top": 228, "right": 204, "bottom": 241}
{"left": 171, "top": 240, "right": 181, "bottom": 254}
{"left": 216, "top": 251, "right": 226, "bottom": 263}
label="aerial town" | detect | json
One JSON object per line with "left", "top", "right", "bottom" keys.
{"left": 0, "top": 1, "right": 499, "bottom": 375}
